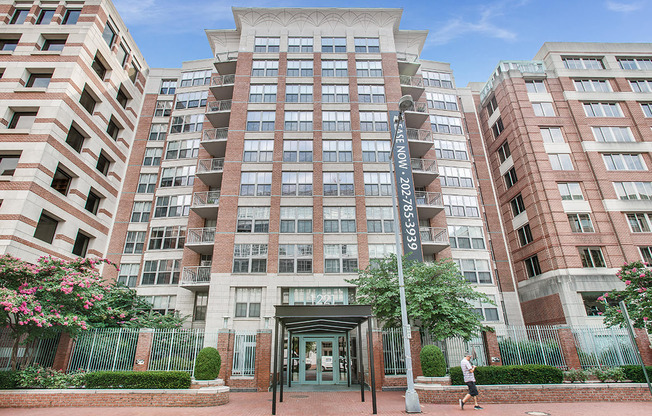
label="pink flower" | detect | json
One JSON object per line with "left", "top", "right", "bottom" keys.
{"left": 617, "top": 310, "right": 622, "bottom": 313}
{"left": 598, "top": 312, "right": 603, "bottom": 316}
{"left": 644, "top": 317, "right": 649, "bottom": 322}
{"left": 625, "top": 280, "right": 631, "bottom": 285}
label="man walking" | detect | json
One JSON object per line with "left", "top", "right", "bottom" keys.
{"left": 459, "top": 352, "right": 482, "bottom": 410}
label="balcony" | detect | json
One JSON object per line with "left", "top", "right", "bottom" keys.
{"left": 196, "top": 158, "right": 224, "bottom": 187}
{"left": 185, "top": 227, "right": 215, "bottom": 255}
{"left": 190, "top": 191, "right": 220, "bottom": 219}
{"left": 410, "top": 158, "right": 438, "bottom": 187}
{"left": 202, "top": 128, "right": 228, "bottom": 157}
{"left": 415, "top": 192, "right": 444, "bottom": 219}
{"left": 205, "top": 100, "right": 232, "bottom": 128}
{"left": 404, "top": 102, "right": 429, "bottom": 129}
{"left": 420, "top": 227, "right": 449, "bottom": 255}
{"left": 180, "top": 266, "right": 211, "bottom": 289}
{"left": 400, "top": 75, "right": 425, "bottom": 101}
{"left": 214, "top": 51, "right": 238, "bottom": 74}
{"left": 209, "top": 74, "right": 235, "bottom": 100}
{"left": 406, "top": 128, "right": 433, "bottom": 158}
{"left": 396, "top": 52, "right": 420, "bottom": 76}
{"left": 480, "top": 60, "right": 546, "bottom": 103}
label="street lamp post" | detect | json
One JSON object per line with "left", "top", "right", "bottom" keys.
{"left": 388, "top": 94, "right": 421, "bottom": 413}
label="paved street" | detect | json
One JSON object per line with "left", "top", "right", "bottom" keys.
{"left": 0, "top": 391, "right": 650, "bottom": 415}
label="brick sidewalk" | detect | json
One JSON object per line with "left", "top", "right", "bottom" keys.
{"left": 0, "top": 391, "right": 650, "bottom": 415}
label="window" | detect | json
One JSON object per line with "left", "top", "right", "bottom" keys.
{"left": 614, "top": 182, "right": 652, "bottom": 200}
{"left": 627, "top": 213, "right": 652, "bottom": 233}
{"left": 517, "top": 224, "right": 534, "bottom": 246}
{"left": 549, "top": 154, "right": 574, "bottom": 170}
{"left": 321, "top": 84, "right": 348, "bottom": 102}
{"left": 106, "top": 117, "right": 120, "bottom": 141}
{"left": 321, "top": 37, "right": 346, "bottom": 53}
{"left": 8, "top": 111, "right": 36, "bottom": 130}
{"left": 449, "top": 226, "right": 485, "bottom": 249}
{"left": 130, "top": 201, "right": 151, "bottom": 222}
{"left": 562, "top": 57, "right": 604, "bottom": 69}
{"left": 366, "top": 207, "right": 394, "bottom": 233}
{"left": 116, "top": 86, "right": 129, "bottom": 108}
{"left": 79, "top": 88, "right": 97, "bottom": 114}
{"left": 193, "top": 292, "right": 208, "bottom": 321}
{"left": 91, "top": 54, "right": 107, "bottom": 80}
{"left": 153, "top": 195, "right": 191, "bottom": 218}
{"left": 175, "top": 91, "right": 208, "bottom": 109}
{"left": 322, "top": 111, "right": 351, "bottom": 131}
{"left": 179, "top": 70, "right": 211, "bottom": 87}
{"left": 149, "top": 124, "right": 167, "bottom": 141}
{"left": 492, "top": 118, "right": 505, "bottom": 139}
{"left": 583, "top": 102, "right": 622, "bottom": 117}
{"left": 524, "top": 255, "right": 542, "bottom": 278}
{"left": 72, "top": 231, "right": 90, "bottom": 257}
{"left": 568, "top": 213, "right": 595, "bottom": 233}
{"left": 425, "top": 92, "right": 457, "bottom": 110}
{"left": 618, "top": 57, "right": 652, "bottom": 70}
{"left": 283, "top": 140, "right": 312, "bottom": 162}
{"left": 143, "top": 147, "right": 163, "bottom": 166}
{"left": 26, "top": 73, "right": 51, "bottom": 88}
{"left": 323, "top": 140, "right": 352, "bottom": 162}
{"left": 434, "top": 140, "right": 468, "bottom": 160}
{"left": 249, "top": 84, "right": 277, "bottom": 103}
{"left": 579, "top": 247, "right": 606, "bottom": 268}
{"left": 279, "top": 244, "right": 313, "bottom": 273}
{"left": 160, "top": 166, "right": 196, "bottom": 187}
{"left": 160, "top": 79, "right": 177, "bottom": 95}
{"left": 322, "top": 60, "right": 348, "bottom": 77}
{"left": 354, "top": 37, "right": 380, "bottom": 53}
{"left": 603, "top": 154, "right": 646, "bottom": 171}
{"left": 574, "top": 79, "right": 610, "bottom": 92}
{"left": 640, "top": 247, "right": 652, "bottom": 264}
{"left": 141, "top": 260, "right": 181, "bottom": 285}
{"left": 284, "top": 111, "right": 313, "bottom": 131}
{"left": 324, "top": 207, "right": 356, "bottom": 233}
{"left": 116, "top": 43, "right": 129, "bottom": 67}
{"left": 325, "top": 244, "right": 358, "bottom": 273}
{"left": 65, "top": 125, "right": 85, "bottom": 152}
{"left": 532, "top": 102, "right": 555, "bottom": 116}
{"left": 287, "top": 60, "right": 313, "bottom": 77}
{"left": 235, "top": 288, "right": 262, "bottom": 317}
{"left": 0, "top": 38, "right": 19, "bottom": 52}
{"left": 497, "top": 141, "right": 511, "bottom": 163}
{"left": 443, "top": 195, "right": 480, "bottom": 217}
{"left": 243, "top": 139, "right": 273, "bottom": 162}
{"left": 154, "top": 100, "right": 172, "bottom": 117}
{"left": 356, "top": 60, "right": 382, "bottom": 77}
{"left": 472, "top": 296, "right": 500, "bottom": 322}
{"left": 246, "top": 111, "right": 275, "bottom": 131}
{"left": 454, "top": 259, "right": 492, "bottom": 284}
{"left": 429, "top": 115, "right": 463, "bottom": 134}
{"left": 254, "top": 37, "right": 280, "bottom": 52}
{"left": 510, "top": 194, "right": 526, "bottom": 216}
{"left": 439, "top": 166, "right": 473, "bottom": 188}
{"left": 359, "top": 112, "right": 388, "bottom": 131}
{"left": 284, "top": 84, "right": 312, "bottom": 103}
{"left": 124, "top": 231, "right": 145, "bottom": 254}
{"left": 630, "top": 79, "right": 652, "bottom": 92}
{"left": 525, "top": 80, "right": 547, "bottom": 93}
{"left": 540, "top": 127, "right": 564, "bottom": 143}
{"left": 10, "top": 9, "right": 29, "bottom": 24}
{"left": 130, "top": 61, "right": 140, "bottom": 84}
{"left": 251, "top": 60, "right": 278, "bottom": 77}
{"left": 359, "top": 85, "right": 386, "bottom": 103}
{"left": 84, "top": 190, "right": 102, "bottom": 215}
{"left": 361, "top": 141, "right": 390, "bottom": 162}
{"left": 148, "top": 226, "right": 186, "bottom": 250}
{"left": 96, "top": 151, "right": 111, "bottom": 176}
{"left": 422, "top": 71, "right": 453, "bottom": 88}
{"left": 34, "top": 211, "right": 58, "bottom": 243}
{"left": 240, "top": 172, "right": 272, "bottom": 196}
{"left": 102, "top": 22, "right": 117, "bottom": 47}
{"left": 323, "top": 172, "right": 354, "bottom": 196}
{"left": 592, "top": 126, "right": 634, "bottom": 142}
{"left": 0, "top": 155, "right": 19, "bottom": 176}
{"left": 641, "top": 103, "right": 652, "bottom": 117}
{"left": 233, "top": 244, "right": 268, "bottom": 273}
{"left": 170, "top": 114, "right": 204, "bottom": 133}
{"left": 368, "top": 244, "right": 396, "bottom": 267}
{"left": 137, "top": 174, "right": 157, "bottom": 193}
{"left": 117, "top": 264, "right": 139, "bottom": 287}
{"left": 142, "top": 295, "right": 176, "bottom": 314}
{"left": 281, "top": 172, "right": 313, "bottom": 196}
{"left": 558, "top": 183, "right": 584, "bottom": 200}
{"left": 363, "top": 172, "right": 391, "bottom": 196}
{"left": 280, "top": 207, "right": 312, "bottom": 233}
{"left": 236, "top": 207, "right": 270, "bottom": 233}
{"left": 504, "top": 167, "right": 518, "bottom": 189}
{"left": 51, "top": 167, "right": 72, "bottom": 195}
{"left": 288, "top": 37, "right": 313, "bottom": 52}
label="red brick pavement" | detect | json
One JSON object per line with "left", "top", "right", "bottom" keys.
{"left": 0, "top": 391, "right": 650, "bottom": 415}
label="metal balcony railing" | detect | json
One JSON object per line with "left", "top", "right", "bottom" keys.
{"left": 420, "top": 227, "right": 448, "bottom": 244}
{"left": 202, "top": 128, "right": 228, "bottom": 142}
{"left": 197, "top": 158, "right": 224, "bottom": 174}
{"left": 192, "top": 191, "right": 221, "bottom": 207}
{"left": 211, "top": 74, "right": 235, "bottom": 87}
{"left": 410, "top": 158, "right": 437, "bottom": 173}
{"left": 415, "top": 191, "right": 443, "bottom": 207}
{"left": 181, "top": 266, "right": 211, "bottom": 285}
{"left": 406, "top": 128, "right": 432, "bottom": 142}
{"left": 396, "top": 52, "right": 419, "bottom": 63}
{"left": 215, "top": 51, "right": 238, "bottom": 62}
{"left": 399, "top": 75, "right": 424, "bottom": 88}
{"left": 186, "top": 227, "right": 216, "bottom": 244}
{"left": 206, "top": 100, "right": 232, "bottom": 113}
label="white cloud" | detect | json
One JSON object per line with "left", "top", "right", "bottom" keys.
{"left": 605, "top": 1, "right": 645, "bottom": 12}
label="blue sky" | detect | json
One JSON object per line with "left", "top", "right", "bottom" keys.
{"left": 113, "top": 0, "right": 651, "bottom": 87}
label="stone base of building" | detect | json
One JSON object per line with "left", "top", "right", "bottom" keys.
{"left": 0, "top": 387, "right": 230, "bottom": 408}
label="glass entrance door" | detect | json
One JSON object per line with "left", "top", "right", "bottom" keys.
{"left": 298, "top": 336, "right": 340, "bottom": 384}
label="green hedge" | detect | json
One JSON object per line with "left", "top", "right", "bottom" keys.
{"left": 420, "top": 345, "right": 446, "bottom": 377}
{"left": 0, "top": 371, "right": 18, "bottom": 389}
{"left": 194, "top": 347, "right": 221, "bottom": 380}
{"left": 622, "top": 365, "right": 652, "bottom": 383}
{"left": 84, "top": 371, "right": 191, "bottom": 389}
{"left": 450, "top": 365, "right": 563, "bottom": 385}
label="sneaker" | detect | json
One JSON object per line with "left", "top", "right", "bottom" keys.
{"left": 474, "top": 406, "right": 483, "bottom": 410}
{"left": 459, "top": 399, "right": 464, "bottom": 410}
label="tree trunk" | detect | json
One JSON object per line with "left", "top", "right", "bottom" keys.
{"left": 10, "top": 337, "right": 20, "bottom": 371}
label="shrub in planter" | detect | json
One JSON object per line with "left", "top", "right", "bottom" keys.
{"left": 622, "top": 365, "right": 652, "bottom": 382}
{"left": 420, "top": 345, "right": 446, "bottom": 377}
{"left": 564, "top": 368, "right": 588, "bottom": 383}
{"left": 0, "top": 371, "right": 18, "bottom": 389}
{"left": 450, "top": 364, "right": 563, "bottom": 385}
{"left": 84, "top": 371, "right": 191, "bottom": 389}
{"left": 591, "top": 367, "right": 625, "bottom": 382}
{"left": 14, "top": 365, "right": 85, "bottom": 389}
{"left": 194, "top": 347, "right": 221, "bottom": 380}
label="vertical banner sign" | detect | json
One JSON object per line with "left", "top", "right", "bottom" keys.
{"left": 389, "top": 111, "right": 423, "bottom": 262}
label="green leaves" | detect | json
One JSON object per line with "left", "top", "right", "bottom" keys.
{"left": 602, "top": 260, "right": 651, "bottom": 331}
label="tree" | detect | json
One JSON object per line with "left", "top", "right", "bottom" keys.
{"left": 600, "top": 260, "right": 651, "bottom": 332}
{"left": 346, "top": 255, "right": 492, "bottom": 341}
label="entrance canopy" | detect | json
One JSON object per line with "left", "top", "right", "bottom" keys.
{"left": 274, "top": 304, "right": 373, "bottom": 334}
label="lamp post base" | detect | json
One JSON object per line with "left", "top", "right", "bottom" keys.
{"left": 405, "top": 389, "right": 422, "bottom": 413}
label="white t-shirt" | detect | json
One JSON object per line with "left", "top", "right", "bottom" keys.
{"left": 461, "top": 358, "right": 475, "bottom": 382}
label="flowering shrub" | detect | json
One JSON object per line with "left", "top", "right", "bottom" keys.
{"left": 15, "top": 365, "right": 85, "bottom": 389}
{"left": 600, "top": 261, "right": 651, "bottom": 332}
{"left": 563, "top": 368, "right": 589, "bottom": 383}
{"left": 590, "top": 366, "right": 625, "bottom": 383}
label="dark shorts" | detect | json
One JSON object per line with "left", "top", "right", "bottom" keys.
{"left": 466, "top": 381, "right": 478, "bottom": 396}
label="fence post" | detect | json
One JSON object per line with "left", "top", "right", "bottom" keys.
{"left": 132, "top": 329, "right": 154, "bottom": 371}
{"left": 482, "top": 331, "right": 502, "bottom": 366}
{"left": 557, "top": 327, "right": 581, "bottom": 369}
{"left": 634, "top": 328, "right": 652, "bottom": 366}
{"left": 255, "top": 329, "right": 272, "bottom": 392}
{"left": 410, "top": 329, "right": 423, "bottom": 377}
{"left": 217, "top": 329, "right": 233, "bottom": 383}
{"left": 371, "top": 329, "right": 384, "bottom": 390}
{"left": 52, "top": 332, "right": 74, "bottom": 371}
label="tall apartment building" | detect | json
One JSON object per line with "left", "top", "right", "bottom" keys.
{"left": 466, "top": 43, "right": 652, "bottom": 326}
